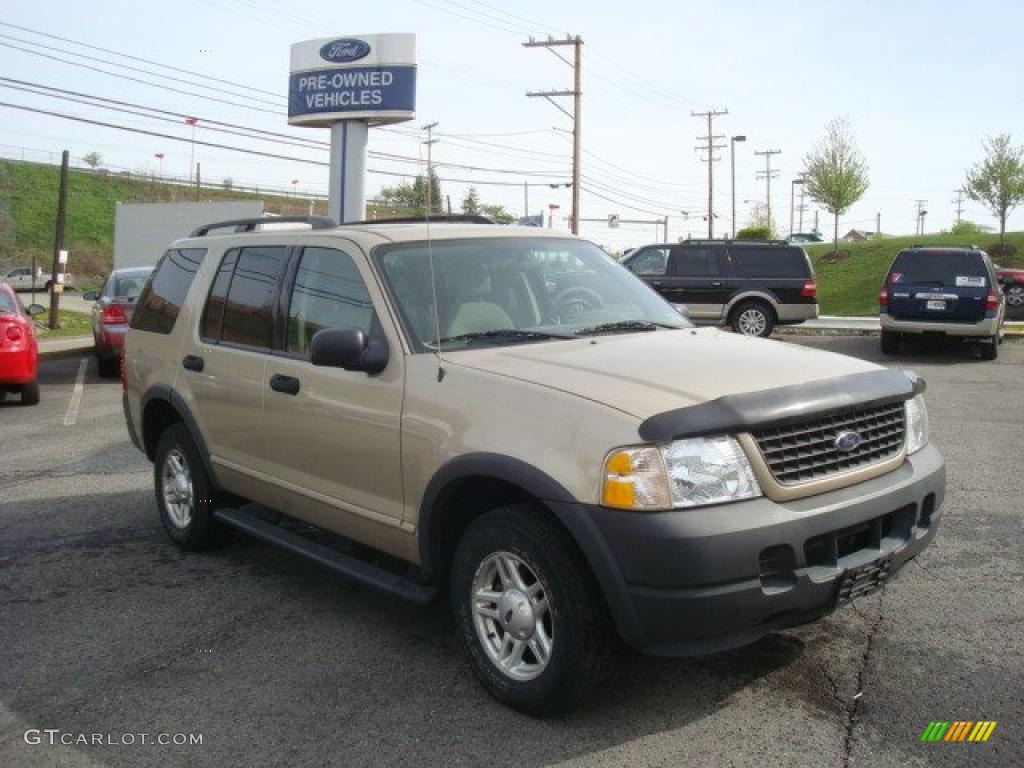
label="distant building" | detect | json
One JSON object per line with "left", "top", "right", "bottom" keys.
{"left": 843, "top": 229, "right": 876, "bottom": 242}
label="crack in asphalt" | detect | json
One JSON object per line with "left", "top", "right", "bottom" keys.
{"left": 840, "top": 591, "right": 885, "bottom": 768}
{"left": 0, "top": 467, "right": 147, "bottom": 492}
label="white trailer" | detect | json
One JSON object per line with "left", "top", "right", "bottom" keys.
{"left": 113, "top": 201, "right": 266, "bottom": 270}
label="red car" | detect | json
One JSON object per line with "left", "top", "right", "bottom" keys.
{"left": 0, "top": 281, "right": 42, "bottom": 405}
{"left": 84, "top": 267, "right": 152, "bottom": 377}
{"left": 997, "top": 266, "right": 1024, "bottom": 307}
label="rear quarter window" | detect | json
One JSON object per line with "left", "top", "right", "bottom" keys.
{"left": 731, "top": 246, "right": 810, "bottom": 278}
{"left": 130, "top": 248, "right": 208, "bottom": 334}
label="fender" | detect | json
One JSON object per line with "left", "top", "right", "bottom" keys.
{"left": 140, "top": 384, "right": 218, "bottom": 485}
{"left": 417, "top": 453, "right": 644, "bottom": 643}
{"left": 723, "top": 290, "right": 779, "bottom": 319}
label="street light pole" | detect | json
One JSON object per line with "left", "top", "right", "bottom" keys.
{"left": 184, "top": 117, "right": 198, "bottom": 181}
{"left": 730, "top": 135, "right": 746, "bottom": 238}
{"left": 790, "top": 177, "right": 805, "bottom": 238}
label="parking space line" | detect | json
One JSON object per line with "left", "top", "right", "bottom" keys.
{"left": 62, "top": 359, "right": 88, "bottom": 426}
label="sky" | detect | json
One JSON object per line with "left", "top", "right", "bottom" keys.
{"left": 1, "top": 0, "right": 1023, "bottom": 250}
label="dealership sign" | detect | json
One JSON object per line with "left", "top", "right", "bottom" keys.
{"left": 288, "top": 34, "right": 416, "bottom": 126}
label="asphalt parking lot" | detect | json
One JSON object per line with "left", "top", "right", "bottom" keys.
{"left": 1, "top": 336, "right": 1021, "bottom": 768}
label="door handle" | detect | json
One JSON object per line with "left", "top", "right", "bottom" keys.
{"left": 650, "top": 280, "right": 665, "bottom": 287}
{"left": 711, "top": 281, "right": 723, "bottom": 287}
{"left": 182, "top": 355, "right": 204, "bottom": 372}
{"left": 269, "top": 374, "right": 301, "bottom": 396}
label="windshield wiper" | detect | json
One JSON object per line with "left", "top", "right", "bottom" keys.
{"left": 573, "top": 320, "right": 675, "bottom": 336}
{"left": 433, "top": 329, "right": 573, "bottom": 346}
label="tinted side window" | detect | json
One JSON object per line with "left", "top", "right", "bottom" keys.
{"left": 286, "top": 247, "right": 373, "bottom": 355}
{"left": 731, "top": 246, "right": 810, "bottom": 278}
{"left": 201, "top": 250, "right": 239, "bottom": 340}
{"left": 220, "top": 246, "right": 288, "bottom": 349}
{"left": 673, "top": 247, "right": 721, "bottom": 277}
{"left": 627, "top": 247, "right": 670, "bottom": 276}
{"left": 131, "top": 248, "right": 207, "bottom": 334}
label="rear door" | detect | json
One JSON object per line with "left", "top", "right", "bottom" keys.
{"left": 622, "top": 246, "right": 671, "bottom": 298}
{"left": 664, "top": 244, "right": 731, "bottom": 319}
{"left": 886, "top": 251, "right": 989, "bottom": 323}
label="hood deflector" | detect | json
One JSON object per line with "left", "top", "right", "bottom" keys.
{"left": 638, "top": 369, "right": 925, "bottom": 443}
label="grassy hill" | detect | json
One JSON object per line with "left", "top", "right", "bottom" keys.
{"left": 0, "top": 160, "right": 403, "bottom": 283}
{"left": 806, "top": 232, "right": 1024, "bottom": 315}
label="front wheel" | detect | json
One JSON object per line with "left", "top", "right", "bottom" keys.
{"left": 451, "top": 505, "right": 614, "bottom": 716}
{"left": 153, "top": 423, "right": 227, "bottom": 550}
{"left": 731, "top": 300, "right": 775, "bottom": 337}
{"left": 980, "top": 333, "right": 999, "bottom": 361}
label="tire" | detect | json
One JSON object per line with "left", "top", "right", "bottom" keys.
{"left": 1006, "top": 284, "right": 1024, "bottom": 307}
{"left": 20, "top": 379, "right": 40, "bottom": 406}
{"left": 730, "top": 300, "right": 775, "bottom": 338}
{"left": 980, "top": 333, "right": 999, "bottom": 361}
{"left": 97, "top": 354, "right": 119, "bottom": 378}
{"left": 153, "top": 423, "right": 227, "bottom": 550}
{"left": 880, "top": 330, "right": 901, "bottom": 355}
{"left": 451, "top": 504, "right": 615, "bottom": 716}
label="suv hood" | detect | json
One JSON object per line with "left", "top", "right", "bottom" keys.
{"left": 448, "top": 328, "right": 882, "bottom": 421}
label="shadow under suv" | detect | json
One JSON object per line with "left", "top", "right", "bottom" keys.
{"left": 622, "top": 239, "right": 819, "bottom": 337}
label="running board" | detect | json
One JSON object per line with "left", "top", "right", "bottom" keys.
{"left": 213, "top": 507, "right": 437, "bottom": 605}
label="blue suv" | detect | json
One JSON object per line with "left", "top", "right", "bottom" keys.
{"left": 879, "top": 247, "right": 1005, "bottom": 359}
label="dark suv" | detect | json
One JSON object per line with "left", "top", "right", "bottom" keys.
{"left": 622, "top": 240, "right": 818, "bottom": 337}
{"left": 879, "top": 247, "right": 1005, "bottom": 359}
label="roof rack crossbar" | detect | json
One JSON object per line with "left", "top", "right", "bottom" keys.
{"left": 189, "top": 215, "right": 338, "bottom": 237}
{"left": 344, "top": 214, "right": 497, "bottom": 225}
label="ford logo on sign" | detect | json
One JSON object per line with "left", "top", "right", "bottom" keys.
{"left": 834, "top": 431, "right": 863, "bottom": 453}
{"left": 320, "top": 39, "right": 371, "bottom": 63}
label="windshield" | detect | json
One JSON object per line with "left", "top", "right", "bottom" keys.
{"left": 111, "top": 269, "right": 153, "bottom": 299}
{"left": 890, "top": 251, "right": 987, "bottom": 287}
{"left": 375, "top": 237, "right": 690, "bottom": 350}
{"left": 0, "top": 289, "right": 18, "bottom": 315}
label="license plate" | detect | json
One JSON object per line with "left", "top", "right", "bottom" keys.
{"left": 837, "top": 556, "right": 892, "bottom": 603}
{"left": 926, "top": 300, "right": 946, "bottom": 311}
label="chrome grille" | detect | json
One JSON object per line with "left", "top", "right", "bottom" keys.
{"left": 752, "top": 401, "right": 906, "bottom": 485}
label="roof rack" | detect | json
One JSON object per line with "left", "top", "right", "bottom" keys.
{"left": 189, "top": 215, "right": 338, "bottom": 237}
{"left": 684, "top": 237, "right": 791, "bottom": 245}
{"left": 345, "top": 214, "right": 498, "bottom": 225}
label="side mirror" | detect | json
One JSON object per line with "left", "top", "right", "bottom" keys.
{"left": 82, "top": 291, "right": 99, "bottom": 301}
{"left": 672, "top": 303, "right": 690, "bottom": 318}
{"left": 310, "top": 328, "right": 388, "bottom": 374}
{"left": 27, "top": 304, "right": 46, "bottom": 316}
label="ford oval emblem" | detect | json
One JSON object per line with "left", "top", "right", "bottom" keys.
{"left": 834, "top": 431, "right": 863, "bottom": 453}
{"left": 320, "top": 39, "right": 371, "bottom": 63}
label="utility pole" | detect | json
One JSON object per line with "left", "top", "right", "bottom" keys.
{"left": 813, "top": 209, "right": 819, "bottom": 235}
{"left": 915, "top": 199, "right": 928, "bottom": 236}
{"left": 789, "top": 177, "right": 805, "bottom": 238}
{"left": 797, "top": 183, "right": 808, "bottom": 234}
{"left": 525, "top": 36, "right": 583, "bottom": 234}
{"left": 524, "top": 181, "right": 529, "bottom": 219}
{"left": 876, "top": 212, "right": 881, "bottom": 238}
{"left": 421, "top": 121, "right": 439, "bottom": 214}
{"left": 692, "top": 109, "right": 728, "bottom": 238}
{"left": 730, "top": 135, "right": 746, "bottom": 238}
{"left": 195, "top": 162, "right": 201, "bottom": 202}
{"left": 952, "top": 188, "right": 965, "bottom": 225}
{"left": 48, "top": 149, "right": 69, "bottom": 330}
{"left": 754, "top": 149, "right": 781, "bottom": 234}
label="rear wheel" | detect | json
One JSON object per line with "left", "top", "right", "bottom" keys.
{"left": 980, "top": 333, "right": 999, "bottom": 361}
{"left": 881, "top": 330, "right": 901, "bottom": 355}
{"left": 154, "top": 423, "right": 227, "bottom": 550}
{"left": 451, "top": 505, "right": 615, "bottom": 716}
{"left": 20, "top": 379, "right": 40, "bottom": 406}
{"left": 730, "top": 300, "right": 775, "bottom": 338}
{"left": 97, "top": 354, "right": 119, "bottom": 378}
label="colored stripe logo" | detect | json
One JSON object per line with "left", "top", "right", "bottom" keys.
{"left": 921, "top": 721, "right": 997, "bottom": 742}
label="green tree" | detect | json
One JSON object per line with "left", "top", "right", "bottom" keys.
{"left": 479, "top": 203, "right": 514, "bottom": 224}
{"left": 741, "top": 203, "right": 775, "bottom": 239}
{"left": 462, "top": 187, "right": 481, "bottom": 215}
{"left": 802, "top": 117, "right": 870, "bottom": 254}
{"left": 950, "top": 219, "right": 984, "bottom": 236}
{"left": 82, "top": 151, "right": 102, "bottom": 169}
{"left": 735, "top": 225, "right": 772, "bottom": 241}
{"left": 964, "top": 134, "right": 1024, "bottom": 245}
{"left": 379, "top": 170, "right": 442, "bottom": 213}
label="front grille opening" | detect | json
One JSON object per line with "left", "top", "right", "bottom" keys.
{"left": 752, "top": 401, "right": 906, "bottom": 485}
{"left": 919, "top": 493, "right": 936, "bottom": 528}
{"left": 804, "top": 509, "right": 913, "bottom": 570}
{"left": 758, "top": 545, "right": 797, "bottom": 593}
{"left": 836, "top": 521, "right": 876, "bottom": 559}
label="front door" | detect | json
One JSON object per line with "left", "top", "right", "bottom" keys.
{"left": 666, "top": 245, "right": 731, "bottom": 320}
{"left": 261, "top": 243, "right": 406, "bottom": 548}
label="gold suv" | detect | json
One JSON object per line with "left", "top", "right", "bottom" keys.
{"left": 123, "top": 216, "right": 945, "bottom": 715}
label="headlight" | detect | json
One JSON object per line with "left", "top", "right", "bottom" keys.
{"left": 603, "top": 436, "right": 762, "bottom": 510}
{"left": 905, "top": 394, "right": 929, "bottom": 454}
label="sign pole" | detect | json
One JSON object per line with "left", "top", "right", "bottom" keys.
{"left": 329, "top": 121, "right": 368, "bottom": 223}
{"left": 48, "top": 150, "right": 69, "bottom": 330}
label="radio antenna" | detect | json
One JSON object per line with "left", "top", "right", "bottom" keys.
{"left": 422, "top": 121, "right": 445, "bottom": 382}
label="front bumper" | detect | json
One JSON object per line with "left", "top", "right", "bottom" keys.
{"left": 553, "top": 443, "right": 945, "bottom": 656}
{"left": 880, "top": 313, "right": 1000, "bottom": 337}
